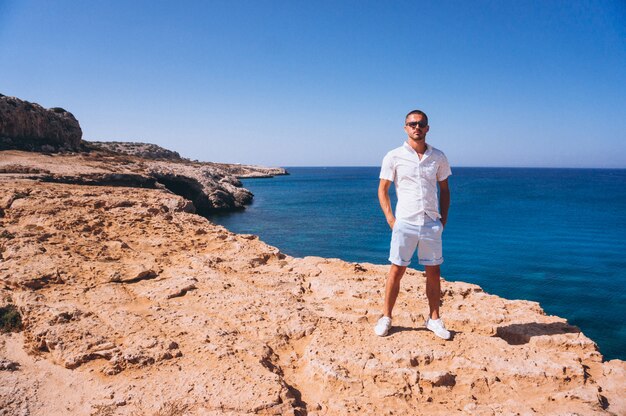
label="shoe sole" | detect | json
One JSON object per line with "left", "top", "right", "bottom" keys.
{"left": 430, "top": 331, "right": 450, "bottom": 340}
{"left": 426, "top": 324, "right": 451, "bottom": 340}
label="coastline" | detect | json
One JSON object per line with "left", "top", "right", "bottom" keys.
{"left": 1, "top": 167, "right": 625, "bottom": 414}
{"left": 217, "top": 166, "right": 626, "bottom": 362}
{"left": 0, "top": 149, "right": 287, "bottom": 215}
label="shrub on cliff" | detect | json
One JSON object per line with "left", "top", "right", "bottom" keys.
{"left": 0, "top": 304, "right": 22, "bottom": 332}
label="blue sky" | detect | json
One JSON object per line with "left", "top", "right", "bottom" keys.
{"left": 1, "top": 1, "right": 625, "bottom": 167}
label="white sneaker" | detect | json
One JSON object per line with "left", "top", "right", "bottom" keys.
{"left": 426, "top": 318, "right": 451, "bottom": 340}
{"left": 374, "top": 316, "right": 392, "bottom": 337}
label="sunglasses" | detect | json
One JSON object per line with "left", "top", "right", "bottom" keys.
{"left": 406, "top": 121, "right": 428, "bottom": 129}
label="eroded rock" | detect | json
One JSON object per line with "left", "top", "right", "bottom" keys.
{"left": 0, "top": 95, "right": 82, "bottom": 151}
{"left": 0, "top": 179, "right": 624, "bottom": 416}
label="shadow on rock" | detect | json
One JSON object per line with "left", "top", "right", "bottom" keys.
{"left": 388, "top": 325, "right": 423, "bottom": 335}
{"left": 388, "top": 326, "right": 458, "bottom": 341}
{"left": 495, "top": 321, "right": 580, "bottom": 345}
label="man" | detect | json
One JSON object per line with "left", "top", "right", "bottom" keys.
{"left": 374, "top": 109, "right": 452, "bottom": 339}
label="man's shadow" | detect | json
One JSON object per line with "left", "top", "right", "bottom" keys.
{"left": 494, "top": 322, "right": 580, "bottom": 345}
{"left": 387, "top": 322, "right": 579, "bottom": 344}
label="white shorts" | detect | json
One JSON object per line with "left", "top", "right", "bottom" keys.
{"left": 389, "top": 218, "right": 444, "bottom": 266}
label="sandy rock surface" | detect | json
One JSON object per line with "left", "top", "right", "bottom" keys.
{"left": 0, "top": 177, "right": 624, "bottom": 416}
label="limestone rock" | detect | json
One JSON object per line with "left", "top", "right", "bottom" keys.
{"left": 0, "top": 94, "right": 82, "bottom": 151}
{"left": 87, "top": 141, "right": 183, "bottom": 160}
{"left": 0, "top": 177, "right": 624, "bottom": 415}
{"left": 0, "top": 92, "right": 286, "bottom": 214}
{"left": 0, "top": 150, "right": 277, "bottom": 214}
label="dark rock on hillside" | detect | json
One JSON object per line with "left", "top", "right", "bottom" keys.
{"left": 87, "top": 141, "right": 183, "bottom": 161}
{"left": 86, "top": 140, "right": 289, "bottom": 177}
{"left": 213, "top": 163, "right": 288, "bottom": 178}
{"left": 0, "top": 94, "right": 82, "bottom": 152}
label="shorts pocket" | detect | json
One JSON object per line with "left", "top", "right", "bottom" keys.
{"left": 430, "top": 220, "right": 443, "bottom": 234}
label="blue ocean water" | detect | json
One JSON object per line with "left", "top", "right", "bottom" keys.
{"left": 210, "top": 167, "right": 626, "bottom": 361}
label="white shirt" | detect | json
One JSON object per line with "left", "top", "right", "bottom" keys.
{"left": 379, "top": 142, "right": 452, "bottom": 225}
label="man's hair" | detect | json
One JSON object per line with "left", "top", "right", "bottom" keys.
{"left": 405, "top": 110, "right": 428, "bottom": 125}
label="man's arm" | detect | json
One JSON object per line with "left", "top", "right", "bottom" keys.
{"left": 378, "top": 179, "right": 395, "bottom": 229}
{"left": 438, "top": 178, "right": 450, "bottom": 227}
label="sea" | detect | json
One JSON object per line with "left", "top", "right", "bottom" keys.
{"left": 210, "top": 167, "right": 626, "bottom": 361}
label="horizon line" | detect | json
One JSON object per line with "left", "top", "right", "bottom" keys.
{"left": 258, "top": 165, "right": 626, "bottom": 170}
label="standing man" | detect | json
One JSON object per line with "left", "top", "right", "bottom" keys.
{"left": 374, "top": 109, "right": 452, "bottom": 339}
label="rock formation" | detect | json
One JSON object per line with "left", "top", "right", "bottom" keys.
{"left": 0, "top": 94, "right": 82, "bottom": 151}
{"left": 87, "top": 141, "right": 184, "bottom": 161}
{"left": 0, "top": 150, "right": 286, "bottom": 214}
{"left": 0, "top": 174, "right": 624, "bottom": 415}
{"left": 0, "top": 94, "right": 287, "bottom": 213}
{"left": 86, "top": 140, "right": 288, "bottom": 178}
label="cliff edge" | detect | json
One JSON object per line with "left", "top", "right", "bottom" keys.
{"left": 0, "top": 178, "right": 624, "bottom": 416}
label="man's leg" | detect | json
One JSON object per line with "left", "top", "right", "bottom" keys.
{"left": 425, "top": 265, "right": 441, "bottom": 320}
{"left": 417, "top": 220, "right": 450, "bottom": 339}
{"left": 383, "top": 264, "right": 407, "bottom": 318}
{"left": 424, "top": 264, "right": 450, "bottom": 339}
{"left": 376, "top": 220, "right": 416, "bottom": 336}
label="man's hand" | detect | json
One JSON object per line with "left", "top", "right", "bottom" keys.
{"left": 378, "top": 179, "right": 395, "bottom": 230}
{"left": 438, "top": 179, "right": 450, "bottom": 232}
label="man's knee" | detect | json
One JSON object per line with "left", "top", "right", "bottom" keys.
{"left": 425, "top": 265, "right": 441, "bottom": 278}
{"left": 389, "top": 264, "right": 407, "bottom": 281}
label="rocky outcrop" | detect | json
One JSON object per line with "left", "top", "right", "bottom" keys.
{"left": 0, "top": 150, "right": 285, "bottom": 214}
{"left": 0, "top": 93, "right": 286, "bottom": 213}
{"left": 212, "top": 162, "right": 289, "bottom": 178}
{"left": 86, "top": 140, "right": 289, "bottom": 177}
{"left": 146, "top": 160, "right": 254, "bottom": 214}
{"left": 0, "top": 94, "right": 82, "bottom": 151}
{"left": 0, "top": 179, "right": 624, "bottom": 416}
{"left": 87, "top": 141, "right": 184, "bottom": 161}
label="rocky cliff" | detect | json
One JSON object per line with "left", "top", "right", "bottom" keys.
{"left": 0, "top": 175, "right": 624, "bottom": 415}
{"left": 0, "top": 94, "right": 82, "bottom": 151}
{"left": 0, "top": 150, "right": 286, "bottom": 214}
{"left": 0, "top": 95, "right": 287, "bottom": 213}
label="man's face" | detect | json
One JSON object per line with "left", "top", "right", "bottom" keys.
{"left": 404, "top": 113, "right": 429, "bottom": 142}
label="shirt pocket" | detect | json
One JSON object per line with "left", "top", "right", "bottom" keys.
{"left": 421, "top": 163, "right": 438, "bottom": 180}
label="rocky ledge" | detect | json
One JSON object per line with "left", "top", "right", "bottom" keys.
{"left": 0, "top": 178, "right": 624, "bottom": 416}
{"left": 0, "top": 94, "right": 287, "bottom": 214}
{"left": 0, "top": 150, "right": 286, "bottom": 215}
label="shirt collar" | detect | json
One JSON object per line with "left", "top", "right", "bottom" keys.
{"left": 403, "top": 141, "right": 431, "bottom": 157}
